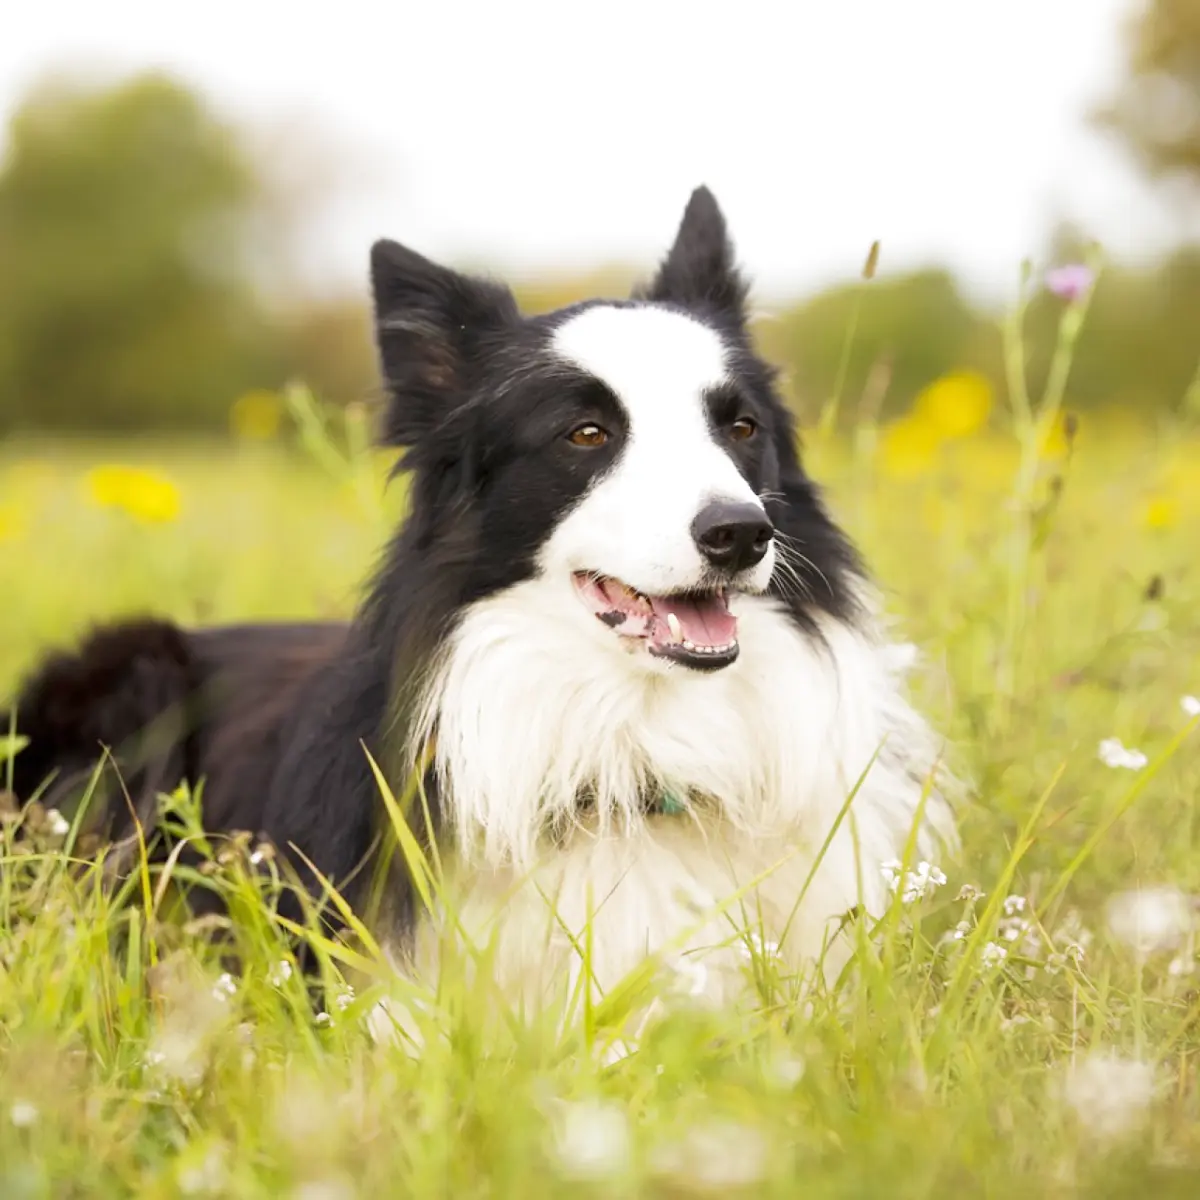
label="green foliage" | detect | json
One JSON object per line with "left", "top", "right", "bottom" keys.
{"left": 0, "top": 73, "right": 278, "bottom": 433}
{"left": 757, "top": 268, "right": 1001, "bottom": 424}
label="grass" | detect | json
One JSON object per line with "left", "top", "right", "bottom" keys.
{"left": 1, "top": 320, "right": 1200, "bottom": 1196}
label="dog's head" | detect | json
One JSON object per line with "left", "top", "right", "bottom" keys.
{"left": 370, "top": 187, "right": 860, "bottom": 674}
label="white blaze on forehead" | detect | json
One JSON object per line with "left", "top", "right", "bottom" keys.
{"left": 544, "top": 302, "right": 772, "bottom": 598}
{"left": 551, "top": 303, "right": 729, "bottom": 404}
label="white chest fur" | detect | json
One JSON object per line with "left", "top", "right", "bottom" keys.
{"left": 374, "top": 582, "right": 953, "bottom": 1029}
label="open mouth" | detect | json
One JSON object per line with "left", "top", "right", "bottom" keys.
{"left": 572, "top": 572, "right": 739, "bottom": 670}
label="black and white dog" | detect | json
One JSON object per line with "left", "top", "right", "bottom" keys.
{"left": 7, "top": 188, "right": 954, "bottom": 1018}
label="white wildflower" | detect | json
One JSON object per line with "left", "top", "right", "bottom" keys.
{"left": 938, "top": 918, "right": 972, "bottom": 948}
{"left": 1168, "top": 954, "right": 1194, "bottom": 977}
{"left": 738, "top": 932, "right": 781, "bottom": 962}
{"left": 1106, "top": 886, "right": 1194, "bottom": 956}
{"left": 881, "top": 859, "right": 947, "bottom": 904}
{"left": 1055, "top": 909, "right": 1094, "bottom": 963}
{"left": 1098, "top": 737, "right": 1148, "bottom": 771}
{"left": 1003, "top": 895, "right": 1026, "bottom": 916}
{"left": 9, "top": 1100, "right": 38, "bottom": 1128}
{"left": 1044, "top": 952, "right": 1068, "bottom": 975}
{"left": 767, "top": 1054, "right": 806, "bottom": 1088}
{"left": 980, "top": 942, "right": 1008, "bottom": 969}
{"left": 145, "top": 1026, "right": 206, "bottom": 1086}
{"left": 650, "top": 1120, "right": 769, "bottom": 1190}
{"left": 998, "top": 907, "right": 1046, "bottom": 955}
{"left": 314, "top": 1012, "right": 333, "bottom": 1028}
{"left": 1182, "top": 695, "right": 1200, "bottom": 719}
{"left": 548, "top": 1099, "right": 631, "bottom": 1180}
{"left": 1061, "top": 1052, "right": 1157, "bottom": 1143}
{"left": 957, "top": 884, "right": 985, "bottom": 902}
{"left": 45, "top": 808, "right": 70, "bottom": 839}
{"left": 211, "top": 973, "right": 237, "bottom": 1003}
{"left": 334, "top": 987, "right": 355, "bottom": 1012}
{"left": 268, "top": 959, "right": 294, "bottom": 987}
{"left": 671, "top": 956, "right": 709, "bottom": 998}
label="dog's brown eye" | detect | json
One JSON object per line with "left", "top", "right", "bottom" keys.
{"left": 730, "top": 417, "right": 757, "bottom": 441}
{"left": 568, "top": 423, "right": 609, "bottom": 448}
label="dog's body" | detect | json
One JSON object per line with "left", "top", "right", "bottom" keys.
{"left": 7, "top": 188, "right": 954, "bottom": 1016}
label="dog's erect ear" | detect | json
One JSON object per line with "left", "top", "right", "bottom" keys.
{"left": 370, "top": 239, "right": 518, "bottom": 446}
{"left": 635, "top": 186, "right": 748, "bottom": 324}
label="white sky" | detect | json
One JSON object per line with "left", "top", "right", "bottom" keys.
{"left": 0, "top": 0, "right": 1183, "bottom": 306}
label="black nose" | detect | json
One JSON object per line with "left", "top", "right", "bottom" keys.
{"left": 690, "top": 501, "right": 775, "bottom": 572}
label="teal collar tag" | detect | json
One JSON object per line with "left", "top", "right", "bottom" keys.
{"left": 659, "top": 789, "right": 687, "bottom": 816}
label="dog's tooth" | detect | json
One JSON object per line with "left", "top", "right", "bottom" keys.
{"left": 666, "top": 612, "right": 682, "bottom": 641}
{"left": 682, "top": 639, "right": 695, "bottom": 651}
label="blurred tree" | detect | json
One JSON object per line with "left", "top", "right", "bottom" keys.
{"left": 1098, "top": 0, "right": 1200, "bottom": 184}
{"left": 0, "top": 72, "right": 280, "bottom": 432}
{"left": 275, "top": 298, "right": 378, "bottom": 411}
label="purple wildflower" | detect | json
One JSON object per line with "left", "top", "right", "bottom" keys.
{"left": 1045, "top": 264, "right": 1094, "bottom": 302}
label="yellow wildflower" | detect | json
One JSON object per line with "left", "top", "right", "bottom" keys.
{"left": 1142, "top": 495, "right": 1179, "bottom": 531}
{"left": 230, "top": 389, "right": 284, "bottom": 441}
{"left": 912, "top": 371, "right": 993, "bottom": 439}
{"left": 86, "top": 465, "right": 182, "bottom": 524}
{"left": 0, "top": 502, "right": 26, "bottom": 542}
{"left": 879, "top": 415, "right": 942, "bottom": 480}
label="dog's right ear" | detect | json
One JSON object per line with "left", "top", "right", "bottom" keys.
{"left": 370, "top": 240, "right": 518, "bottom": 447}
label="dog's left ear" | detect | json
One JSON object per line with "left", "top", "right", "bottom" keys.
{"left": 635, "top": 186, "right": 749, "bottom": 326}
{"left": 370, "top": 239, "right": 518, "bottom": 447}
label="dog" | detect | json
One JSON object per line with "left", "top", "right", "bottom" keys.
{"left": 6, "top": 187, "right": 954, "bottom": 1025}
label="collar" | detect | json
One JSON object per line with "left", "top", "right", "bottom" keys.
{"left": 656, "top": 789, "right": 687, "bottom": 816}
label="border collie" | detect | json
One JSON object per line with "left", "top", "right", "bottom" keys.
{"left": 7, "top": 187, "right": 955, "bottom": 1024}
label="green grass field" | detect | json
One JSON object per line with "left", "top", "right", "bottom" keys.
{"left": 2, "top": 357, "right": 1200, "bottom": 1196}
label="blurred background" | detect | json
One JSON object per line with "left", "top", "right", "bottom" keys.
{"left": 2, "top": 0, "right": 1199, "bottom": 671}
{"left": 1, "top": 0, "right": 1197, "bottom": 442}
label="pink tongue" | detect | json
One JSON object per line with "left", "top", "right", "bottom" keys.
{"left": 649, "top": 595, "right": 736, "bottom": 647}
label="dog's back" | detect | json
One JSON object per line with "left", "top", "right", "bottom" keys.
{"left": 6, "top": 619, "right": 348, "bottom": 849}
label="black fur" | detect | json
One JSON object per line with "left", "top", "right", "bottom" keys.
{"left": 4, "top": 186, "right": 864, "bottom": 948}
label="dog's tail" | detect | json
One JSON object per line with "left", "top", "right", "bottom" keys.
{"left": 4, "top": 618, "right": 198, "bottom": 843}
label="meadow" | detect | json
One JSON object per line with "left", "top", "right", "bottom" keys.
{"left": 1, "top": 292, "right": 1200, "bottom": 1197}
